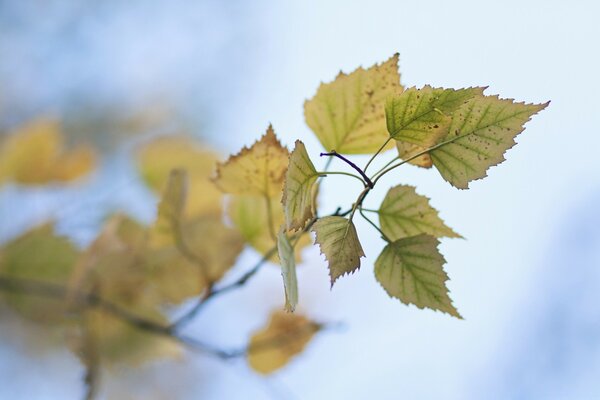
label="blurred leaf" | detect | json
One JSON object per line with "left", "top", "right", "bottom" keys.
{"left": 277, "top": 229, "right": 297, "bottom": 313}
{"left": 378, "top": 185, "right": 460, "bottom": 241}
{"left": 304, "top": 54, "right": 402, "bottom": 154}
{"left": 137, "top": 135, "right": 222, "bottom": 217}
{"left": 282, "top": 140, "right": 319, "bottom": 231}
{"left": 0, "top": 224, "right": 78, "bottom": 324}
{"left": 213, "top": 125, "right": 289, "bottom": 197}
{"left": 0, "top": 118, "right": 96, "bottom": 184}
{"left": 374, "top": 234, "right": 461, "bottom": 318}
{"left": 149, "top": 169, "right": 188, "bottom": 248}
{"left": 248, "top": 311, "right": 319, "bottom": 374}
{"left": 228, "top": 195, "right": 311, "bottom": 263}
{"left": 430, "top": 96, "right": 549, "bottom": 188}
{"left": 312, "top": 216, "right": 365, "bottom": 286}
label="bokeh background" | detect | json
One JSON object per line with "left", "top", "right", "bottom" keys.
{"left": 1, "top": 0, "right": 599, "bottom": 399}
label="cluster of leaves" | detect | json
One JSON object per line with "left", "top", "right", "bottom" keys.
{"left": 0, "top": 53, "right": 547, "bottom": 395}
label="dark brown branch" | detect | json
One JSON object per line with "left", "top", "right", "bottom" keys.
{"left": 320, "top": 151, "right": 374, "bottom": 188}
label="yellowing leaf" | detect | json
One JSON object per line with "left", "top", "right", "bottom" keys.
{"left": 282, "top": 140, "right": 319, "bottom": 231}
{"left": 396, "top": 141, "right": 433, "bottom": 168}
{"left": 228, "top": 195, "right": 311, "bottom": 263}
{"left": 136, "top": 135, "right": 222, "bottom": 217}
{"left": 386, "top": 86, "right": 485, "bottom": 147}
{"left": 312, "top": 216, "right": 365, "bottom": 286}
{"left": 277, "top": 229, "right": 298, "bottom": 313}
{"left": 374, "top": 234, "right": 461, "bottom": 318}
{"left": 0, "top": 224, "right": 78, "bottom": 324}
{"left": 149, "top": 169, "right": 188, "bottom": 248}
{"left": 304, "top": 54, "right": 403, "bottom": 154}
{"left": 248, "top": 311, "right": 319, "bottom": 374}
{"left": 145, "top": 214, "right": 244, "bottom": 305}
{"left": 430, "top": 96, "right": 549, "bottom": 189}
{"left": 378, "top": 185, "right": 460, "bottom": 241}
{"left": 213, "top": 125, "right": 289, "bottom": 197}
{"left": 0, "top": 118, "right": 96, "bottom": 184}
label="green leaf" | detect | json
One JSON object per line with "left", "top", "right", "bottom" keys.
{"left": 304, "top": 54, "right": 403, "bottom": 154}
{"left": 430, "top": 96, "right": 549, "bottom": 188}
{"left": 213, "top": 125, "right": 289, "bottom": 197}
{"left": 277, "top": 229, "right": 298, "bottom": 313}
{"left": 374, "top": 234, "right": 461, "bottom": 318}
{"left": 386, "top": 86, "right": 485, "bottom": 147}
{"left": 312, "top": 216, "right": 365, "bottom": 286}
{"left": 378, "top": 185, "right": 461, "bottom": 241}
{"left": 282, "top": 140, "right": 319, "bottom": 231}
{"left": 0, "top": 224, "right": 78, "bottom": 324}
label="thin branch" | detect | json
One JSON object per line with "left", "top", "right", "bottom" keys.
{"left": 320, "top": 151, "right": 373, "bottom": 188}
{"left": 0, "top": 275, "right": 341, "bottom": 363}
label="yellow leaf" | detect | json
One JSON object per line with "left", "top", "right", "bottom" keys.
{"left": 282, "top": 140, "right": 319, "bottom": 231}
{"left": 0, "top": 118, "right": 96, "bottom": 184}
{"left": 396, "top": 141, "right": 433, "bottom": 168}
{"left": 149, "top": 168, "right": 188, "bottom": 248}
{"left": 312, "top": 216, "right": 365, "bottom": 286}
{"left": 304, "top": 54, "right": 403, "bottom": 154}
{"left": 213, "top": 125, "right": 289, "bottom": 197}
{"left": 136, "top": 135, "right": 222, "bottom": 217}
{"left": 248, "top": 311, "right": 319, "bottom": 374}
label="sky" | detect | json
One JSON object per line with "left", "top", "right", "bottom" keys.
{"left": 1, "top": 0, "right": 600, "bottom": 399}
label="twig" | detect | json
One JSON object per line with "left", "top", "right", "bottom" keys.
{"left": 320, "top": 151, "right": 373, "bottom": 188}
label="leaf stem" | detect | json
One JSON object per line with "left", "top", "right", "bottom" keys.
{"left": 358, "top": 207, "right": 390, "bottom": 242}
{"left": 369, "top": 155, "right": 400, "bottom": 180}
{"left": 320, "top": 151, "right": 373, "bottom": 188}
{"left": 316, "top": 171, "right": 365, "bottom": 185}
{"left": 363, "top": 137, "right": 392, "bottom": 173}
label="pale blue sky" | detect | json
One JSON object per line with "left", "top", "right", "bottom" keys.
{"left": 1, "top": 1, "right": 599, "bottom": 399}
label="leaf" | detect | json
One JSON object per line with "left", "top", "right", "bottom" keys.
{"left": 136, "top": 135, "right": 222, "bottom": 217}
{"left": 430, "top": 96, "right": 549, "bottom": 188}
{"left": 228, "top": 195, "right": 312, "bottom": 263}
{"left": 145, "top": 213, "right": 245, "bottom": 305}
{"left": 148, "top": 168, "right": 188, "bottom": 248}
{"left": 386, "top": 86, "right": 485, "bottom": 147}
{"left": 396, "top": 141, "right": 433, "bottom": 168}
{"left": 0, "top": 118, "right": 96, "bottom": 184}
{"left": 282, "top": 140, "right": 319, "bottom": 231}
{"left": 277, "top": 229, "right": 298, "bottom": 313}
{"left": 213, "top": 125, "right": 289, "bottom": 197}
{"left": 248, "top": 311, "right": 320, "bottom": 374}
{"left": 312, "top": 216, "right": 365, "bottom": 286}
{"left": 378, "top": 185, "right": 460, "bottom": 241}
{"left": 0, "top": 224, "right": 78, "bottom": 324}
{"left": 374, "top": 234, "right": 461, "bottom": 318}
{"left": 304, "top": 54, "right": 403, "bottom": 154}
